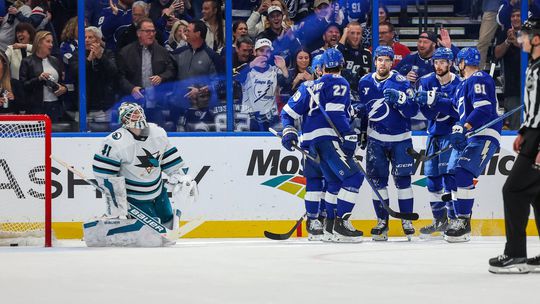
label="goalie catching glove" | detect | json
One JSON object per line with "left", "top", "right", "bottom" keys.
{"left": 167, "top": 173, "right": 199, "bottom": 204}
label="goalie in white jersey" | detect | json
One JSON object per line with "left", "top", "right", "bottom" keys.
{"left": 87, "top": 102, "right": 198, "bottom": 247}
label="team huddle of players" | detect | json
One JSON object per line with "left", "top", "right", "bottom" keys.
{"left": 280, "top": 45, "right": 502, "bottom": 243}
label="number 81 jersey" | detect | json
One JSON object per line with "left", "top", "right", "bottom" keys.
{"left": 93, "top": 123, "right": 185, "bottom": 201}
{"left": 454, "top": 70, "right": 502, "bottom": 144}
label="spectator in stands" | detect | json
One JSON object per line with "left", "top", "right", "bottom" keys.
{"left": 117, "top": 1, "right": 165, "bottom": 51}
{"left": 5, "top": 22, "right": 35, "bottom": 113}
{"left": 233, "top": 35, "right": 254, "bottom": 69}
{"left": 201, "top": 0, "right": 224, "bottom": 52}
{"left": 297, "top": 0, "right": 331, "bottom": 52}
{"left": 19, "top": 31, "right": 67, "bottom": 122}
{"left": 311, "top": 22, "right": 341, "bottom": 57}
{"left": 341, "top": 0, "right": 370, "bottom": 25}
{"left": 172, "top": 20, "right": 221, "bottom": 128}
{"left": 235, "top": 38, "right": 290, "bottom": 131}
{"left": 494, "top": 7, "right": 521, "bottom": 130}
{"left": 247, "top": 0, "right": 294, "bottom": 39}
{"left": 477, "top": 0, "right": 501, "bottom": 69}
{"left": 0, "top": 52, "right": 16, "bottom": 113}
{"left": 59, "top": 16, "right": 78, "bottom": 113}
{"left": 378, "top": 21, "right": 409, "bottom": 67}
{"left": 80, "top": 26, "right": 118, "bottom": 128}
{"left": 287, "top": 48, "right": 313, "bottom": 92}
{"left": 166, "top": 19, "right": 188, "bottom": 51}
{"left": 0, "top": 0, "right": 31, "bottom": 52}
{"left": 117, "top": 18, "right": 176, "bottom": 125}
{"left": 149, "top": 0, "right": 191, "bottom": 23}
{"left": 283, "top": 0, "right": 309, "bottom": 23}
{"left": 27, "top": 0, "right": 59, "bottom": 55}
{"left": 497, "top": 0, "right": 520, "bottom": 31}
{"left": 233, "top": 20, "right": 248, "bottom": 46}
{"left": 256, "top": 5, "right": 301, "bottom": 64}
{"left": 361, "top": 4, "right": 390, "bottom": 49}
{"left": 98, "top": 0, "right": 134, "bottom": 50}
{"left": 337, "top": 21, "right": 371, "bottom": 102}
{"left": 396, "top": 29, "right": 459, "bottom": 84}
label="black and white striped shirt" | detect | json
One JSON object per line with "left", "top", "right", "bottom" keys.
{"left": 523, "top": 58, "right": 540, "bottom": 129}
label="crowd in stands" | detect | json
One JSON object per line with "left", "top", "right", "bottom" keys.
{"left": 0, "top": 0, "right": 537, "bottom": 131}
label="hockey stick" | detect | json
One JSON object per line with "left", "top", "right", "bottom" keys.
{"left": 50, "top": 155, "right": 178, "bottom": 240}
{"left": 415, "top": 104, "right": 524, "bottom": 162}
{"left": 307, "top": 87, "right": 419, "bottom": 221}
{"left": 263, "top": 214, "right": 305, "bottom": 240}
{"left": 268, "top": 127, "right": 320, "bottom": 163}
{"left": 265, "top": 129, "right": 310, "bottom": 240}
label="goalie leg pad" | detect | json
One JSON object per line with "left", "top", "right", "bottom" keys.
{"left": 83, "top": 217, "right": 174, "bottom": 247}
{"left": 98, "top": 176, "right": 129, "bottom": 218}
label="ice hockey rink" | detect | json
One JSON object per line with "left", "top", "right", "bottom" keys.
{"left": 0, "top": 237, "right": 538, "bottom": 304}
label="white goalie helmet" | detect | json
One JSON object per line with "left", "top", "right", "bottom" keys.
{"left": 118, "top": 102, "right": 148, "bottom": 129}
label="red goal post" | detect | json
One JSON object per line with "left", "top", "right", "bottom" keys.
{"left": 0, "top": 115, "right": 52, "bottom": 247}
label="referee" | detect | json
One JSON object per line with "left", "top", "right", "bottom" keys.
{"left": 489, "top": 18, "right": 540, "bottom": 274}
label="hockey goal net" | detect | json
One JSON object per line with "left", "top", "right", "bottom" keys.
{"left": 0, "top": 115, "right": 52, "bottom": 246}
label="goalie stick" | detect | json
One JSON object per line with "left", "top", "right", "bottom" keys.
{"left": 307, "top": 87, "right": 419, "bottom": 221}
{"left": 408, "top": 104, "right": 524, "bottom": 162}
{"left": 50, "top": 155, "right": 179, "bottom": 241}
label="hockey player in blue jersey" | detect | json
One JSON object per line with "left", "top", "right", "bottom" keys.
{"left": 280, "top": 55, "right": 326, "bottom": 241}
{"left": 445, "top": 47, "right": 502, "bottom": 242}
{"left": 414, "top": 48, "right": 462, "bottom": 238}
{"left": 357, "top": 46, "right": 418, "bottom": 241}
{"left": 281, "top": 48, "right": 365, "bottom": 242}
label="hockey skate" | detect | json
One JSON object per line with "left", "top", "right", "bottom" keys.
{"left": 527, "top": 254, "right": 540, "bottom": 273}
{"left": 371, "top": 218, "right": 389, "bottom": 241}
{"left": 333, "top": 213, "right": 363, "bottom": 243}
{"left": 419, "top": 215, "right": 448, "bottom": 240}
{"left": 306, "top": 218, "right": 324, "bottom": 241}
{"left": 401, "top": 219, "right": 415, "bottom": 241}
{"left": 443, "top": 217, "right": 471, "bottom": 243}
{"left": 488, "top": 254, "right": 529, "bottom": 274}
{"left": 321, "top": 217, "right": 335, "bottom": 242}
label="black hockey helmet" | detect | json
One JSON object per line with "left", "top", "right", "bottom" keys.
{"left": 522, "top": 17, "right": 540, "bottom": 35}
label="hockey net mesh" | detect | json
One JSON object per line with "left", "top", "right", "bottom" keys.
{"left": 0, "top": 117, "right": 51, "bottom": 246}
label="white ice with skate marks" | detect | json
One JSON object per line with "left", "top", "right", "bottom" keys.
{"left": 0, "top": 237, "right": 538, "bottom": 304}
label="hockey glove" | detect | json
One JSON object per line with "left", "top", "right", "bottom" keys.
{"left": 352, "top": 103, "right": 366, "bottom": 118}
{"left": 450, "top": 123, "right": 468, "bottom": 152}
{"left": 167, "top": 174, "right": 199, "bottom": 204}
{"left": 341, "top": 133, "right": 358, "bottom": 157}
{"left": 281, "top": 126, "right": 298, "bottom": 151}
{"left": 383, "top": 88, "right": 407, "bottom": 107}
{"left": 415, "top": 90, "right": 441, "bottom": 108}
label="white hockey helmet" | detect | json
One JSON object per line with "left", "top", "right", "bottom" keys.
{"left": 118, "top": 102, "right": 148, "bottom": 129}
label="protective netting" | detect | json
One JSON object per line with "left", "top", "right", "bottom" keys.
{"left": 0, "top": 118, "right": 50, "bottom": 246}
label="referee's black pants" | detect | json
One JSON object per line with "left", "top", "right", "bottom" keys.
{"left": 503, "top": 131, "right": 540, "bottom": 257}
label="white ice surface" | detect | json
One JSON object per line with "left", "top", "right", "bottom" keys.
{"left": 0, "top": 237, "right": 538, "bottom": 304}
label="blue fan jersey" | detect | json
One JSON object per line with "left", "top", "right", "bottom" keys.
{"left": 281, "top": 74, "right": 352, "bottom": 147}
{"left": 357, "top": 71, "right": 418, "bottom": 142}
{"left": 417, "top": 72, "right": 462, "bottom": 136}
{"left": 454, "top": 71, "right": 502, "bottom": 144}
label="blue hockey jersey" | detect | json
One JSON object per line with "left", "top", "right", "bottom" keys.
{"left": 454, "top": 71, "right": 502, "bottom": 144}
{"left": 98, "top": 6, "right": 132, "bottom": 50}
{"left": 357, "top": 71, "right": 418, "bottom": 142}
{"left": 417, "top": 72, "right": 461, "bottom": 136}
{"left": 281, "top": 74, "right": 352, "bottom": 147}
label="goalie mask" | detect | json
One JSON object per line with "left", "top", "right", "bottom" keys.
{"left": 118, "top": 102, "right": 148, "bottom": 129}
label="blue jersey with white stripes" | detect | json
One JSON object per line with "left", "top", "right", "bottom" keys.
{"left": 357, "top": 71, "right": 418, "bottom": 142}
{"left": 454, "top": 71, "right": 502, "bottom": 144}
{"left": 281, "top": 74, "right": 352, "bottom": 147}
{"left": 418, "top": 72, "right": 461, "bottom": 136}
